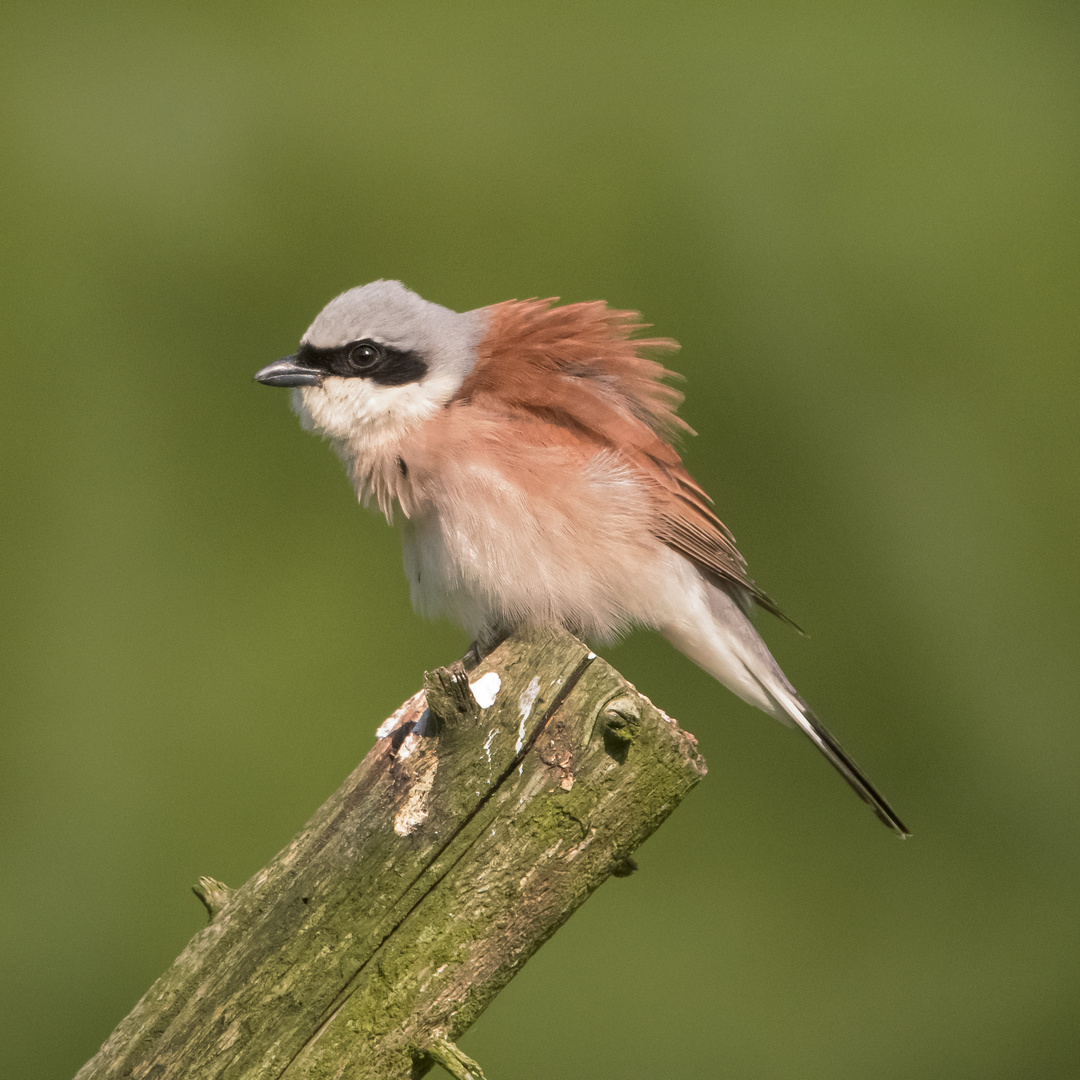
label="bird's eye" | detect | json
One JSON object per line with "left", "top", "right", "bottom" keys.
{"left": 348, "top": 342, "right": 382, "bottom": 371}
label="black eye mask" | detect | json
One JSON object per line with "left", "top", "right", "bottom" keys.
{"left": 296, "top": 339, "right": 429, "bottom": 387}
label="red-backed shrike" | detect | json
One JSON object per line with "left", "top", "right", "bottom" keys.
{"left": 256, "top": 280, "right": 908, "bottom": 836}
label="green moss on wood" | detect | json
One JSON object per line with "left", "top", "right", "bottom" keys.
{"left": 75, "top": 628, "right": 706, "bottom": 1080}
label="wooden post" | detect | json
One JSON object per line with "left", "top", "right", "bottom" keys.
{"left": 75, "top": 628, "right": 707, "bottom": 1080}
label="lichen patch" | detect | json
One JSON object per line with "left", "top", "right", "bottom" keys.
{"left": 516, "top": 676, "right": 541, "bottom": 753}
{"left": 376, "top": 689, "right": 427, "bottom": 738}
{"left": 394, "top": 754, "right": 438, "bottom": 836}
{"left": 397, "top": 731, "right": 422, "bottom": 761}
{"left": 469, "top": 671, "right": 501, "bottom": 709}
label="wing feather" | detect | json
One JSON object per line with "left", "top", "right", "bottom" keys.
{"left": 457, "top": 297, "right": 796, "bottom": 626}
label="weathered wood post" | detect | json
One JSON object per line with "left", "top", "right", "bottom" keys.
{"left": 75, "top": 628, "right": 707, "bottom": 1080}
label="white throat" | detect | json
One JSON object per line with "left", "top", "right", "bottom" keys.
{"left": 291, "top": 374, "right": 448, "bottom": 453}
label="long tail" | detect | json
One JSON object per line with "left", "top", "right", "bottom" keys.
{"left": 662, "top": 579, "right": 910, "bottom": 837}
{"left": 750, "top": 674, "right": 911, "bottom": 837}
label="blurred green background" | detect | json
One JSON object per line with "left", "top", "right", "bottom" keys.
{"left": 2, "top": 1, "right": 1078, "bottom": 1077}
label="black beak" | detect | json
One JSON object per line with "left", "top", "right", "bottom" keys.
{"left": 254, "top": 355, "right": 323, "bottom": 387}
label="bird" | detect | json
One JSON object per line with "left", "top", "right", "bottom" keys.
{"left": 255, "top": 279, "right": 909, "bottom": 837}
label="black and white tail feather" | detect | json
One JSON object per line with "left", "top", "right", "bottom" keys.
{"left": 669, "top": 577, "right": 910, "bottom": 838}
{"left": 751, "top": 677, "right": 910, "bottom": 837}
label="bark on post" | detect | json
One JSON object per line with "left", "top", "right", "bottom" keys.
{"left": 75, "top": 628, "right": 707, "bottom": 1080}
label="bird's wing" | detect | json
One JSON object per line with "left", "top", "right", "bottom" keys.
{"left": 456, "top": 296, "right": 794, "bottom": 624}
{"left": 458, "top": 297, "right": 688, "bottom": 441}
{"left": 632, "top": 446, "right": 797, "bottom": 626}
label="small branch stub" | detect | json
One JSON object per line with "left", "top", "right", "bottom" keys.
{"left": 422, "top": 1038, "right": 489, "bottom": 1080}
{"left": 191, "top": 877, "right": 232, "bottom": 922}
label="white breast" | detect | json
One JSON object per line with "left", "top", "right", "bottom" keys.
{"left": 399, "top": 447, "right": 687, "bottom": 642}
